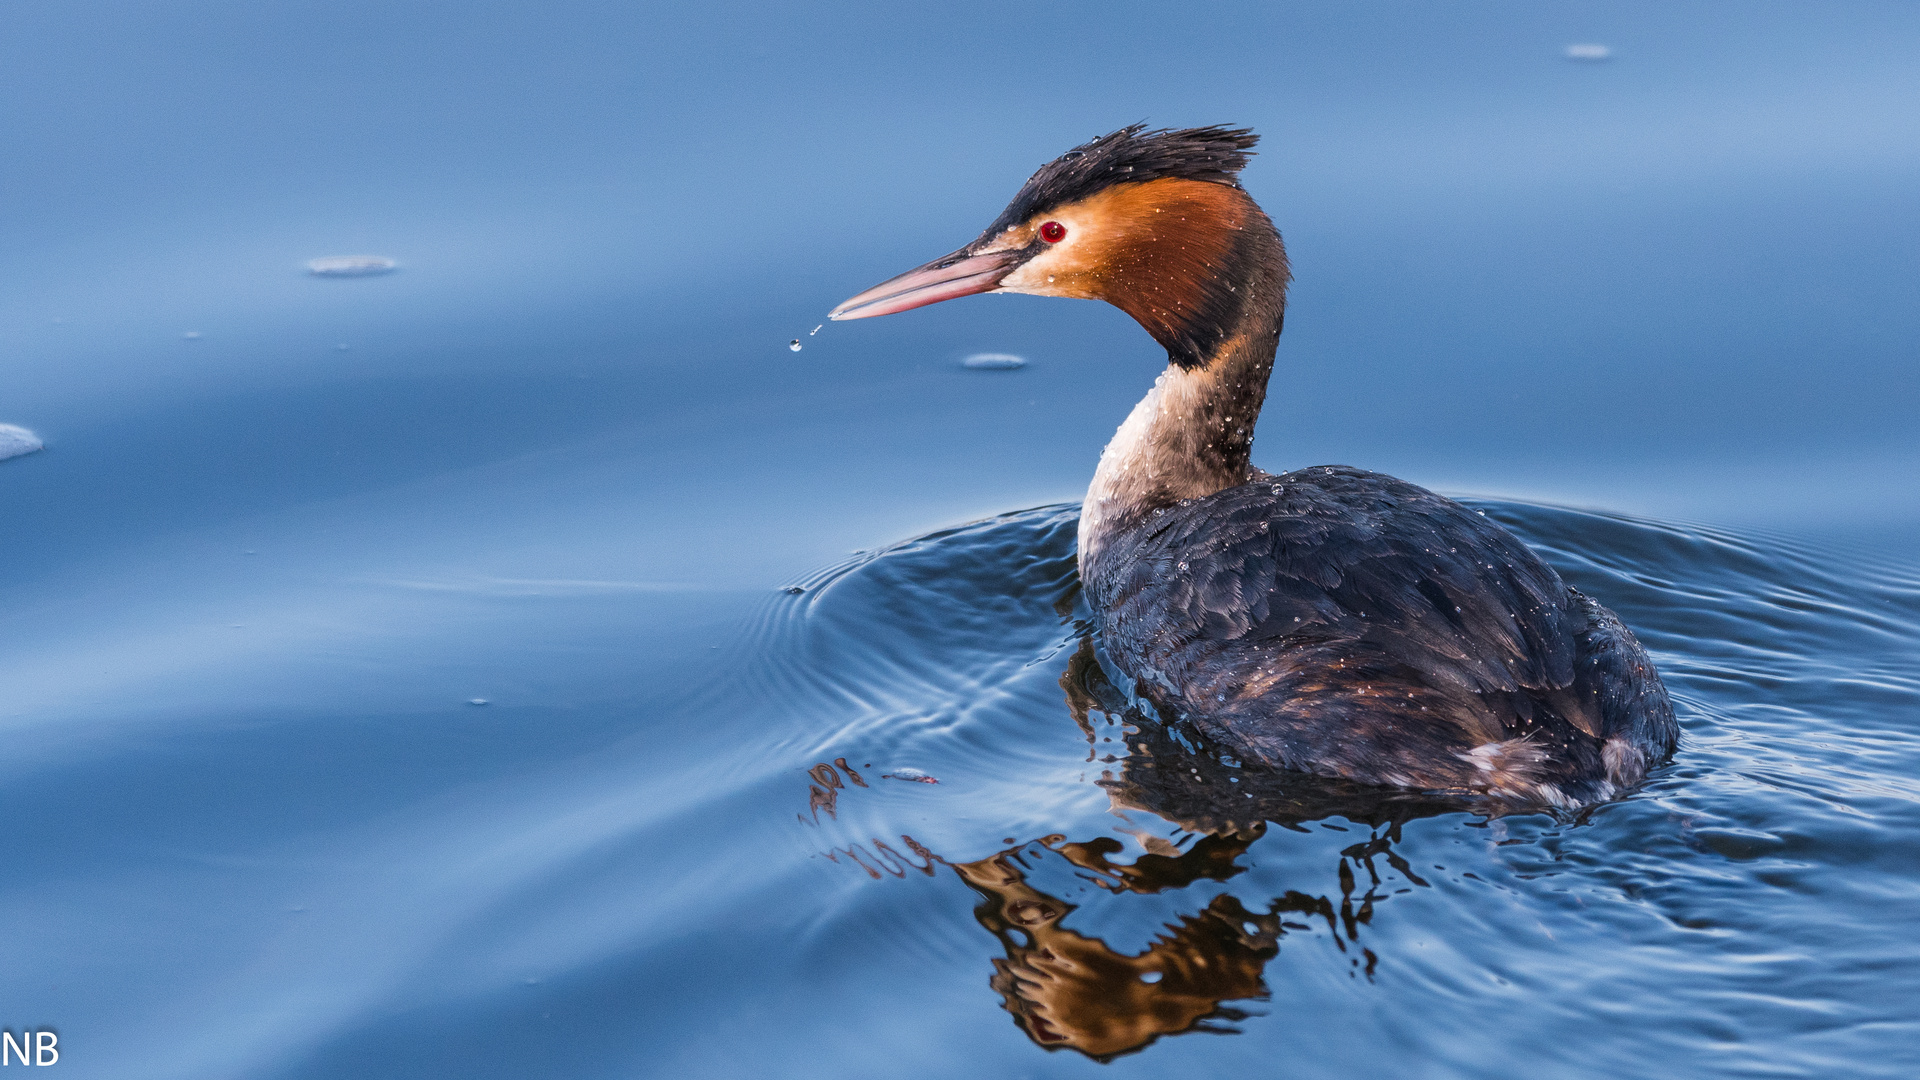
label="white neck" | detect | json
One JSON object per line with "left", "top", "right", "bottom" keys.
{"left": 1077, "top": 362, "right": 1257, "bottom": 573}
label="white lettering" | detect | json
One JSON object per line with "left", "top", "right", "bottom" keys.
{"left": 34, "top": 1032, "right": 55, "bottom": 1067}
{"left": 0, "top": 1031, "right": 25, "bottom": 1066}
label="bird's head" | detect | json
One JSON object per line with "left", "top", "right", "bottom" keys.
{"left": 829, "top": 124, "right": 1289, "bottom": 369}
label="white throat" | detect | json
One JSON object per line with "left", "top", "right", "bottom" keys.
{"left": 1078, "top": 363, "right": 1243, "bottom": 572}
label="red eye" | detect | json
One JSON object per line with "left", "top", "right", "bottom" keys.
{"left": 1039, "top": 221, "right": 1067, "bottom": 243}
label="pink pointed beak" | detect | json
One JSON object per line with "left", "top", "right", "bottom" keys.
{"left": 828, "top": 247, "right": 1027, "bottom": 321}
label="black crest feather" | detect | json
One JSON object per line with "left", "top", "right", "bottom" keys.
{"left": 986, "top": 124, "right": 1259, "bottom": 233}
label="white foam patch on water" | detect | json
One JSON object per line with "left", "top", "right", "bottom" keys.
{"left": 0, "top": 424, "right": 44, "bottom": 462}
{"left": 962, "top": 353, "right": 1025, "bottom": 370}
{"left": 307, "top": 255, "right": 397, "bottom": 277}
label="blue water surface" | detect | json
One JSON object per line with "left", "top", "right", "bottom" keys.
{"left": 1, "top": 2, "right": 1917, "bottom": 1077}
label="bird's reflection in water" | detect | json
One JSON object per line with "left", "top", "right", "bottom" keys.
{"left": 963, "top": 639, "right": 1469, "bottom": 1059}
{"left": 957, "top": 830, "right": 1293, "bottom": 1060}
{"left": 814, "top": 637, "right": 1479, "bottom": 1061}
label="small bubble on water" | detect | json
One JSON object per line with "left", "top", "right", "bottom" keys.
{"left": 307, "top": 255, "right": 397, "bottom": 277}
{"left": 0, "top": 424, "right": 44, "bottom": 462}
{"left": 467, "top": 698, "right": 489, "bottom": 706}
{"left": 182, "top": 330, "right": 201, "bottom": 340}
{"left": 963, "top": 352, "right": 1025, "bottom": 370}
{"left": 1564, "top": 43, "right": 1611, "bottom": 61}
{"left": 789, "top": 339, "right": 802, "bottom": 352}
{"left": 882, "top": 767, "right": 939, "bottom": 784}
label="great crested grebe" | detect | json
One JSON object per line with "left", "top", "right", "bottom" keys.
{"left": 830, "top": 124, "right": 1676, "bottom": 808}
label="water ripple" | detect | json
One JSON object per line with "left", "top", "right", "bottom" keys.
{"left": 746, "top": 498, "right": 1920, "bottom": 1072}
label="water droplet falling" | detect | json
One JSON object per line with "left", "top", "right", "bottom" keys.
{"left": 809, "top": 324, "right": 823, "bottom": 336}
{"left": 789, "top": 339, "right": 802, "bottom": 352}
